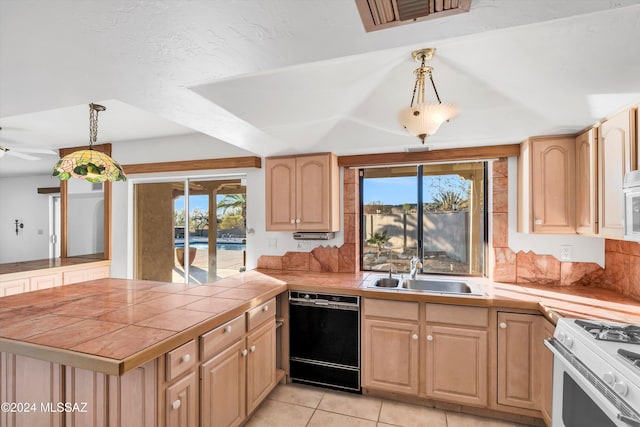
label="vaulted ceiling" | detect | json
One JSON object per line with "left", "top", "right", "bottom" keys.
{"left": 1, "top": 0, "right": 640, "bottom": 176}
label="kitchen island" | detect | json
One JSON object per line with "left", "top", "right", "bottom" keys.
{"left": 0, "top": 271, "right": 287, "bottom": 427}
{"left": 2, "top": 269, "right": 640, "bottom": 426}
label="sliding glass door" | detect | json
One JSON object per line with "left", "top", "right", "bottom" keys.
{"left": 134, "top": 176, "right": 246, "bottom": 284}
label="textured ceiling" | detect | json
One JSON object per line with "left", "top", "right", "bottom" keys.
{"left": 1, "top": 0, "right": 640, "bottom": 176}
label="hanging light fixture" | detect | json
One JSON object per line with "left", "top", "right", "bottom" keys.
{"left": 52, "top": 103, "right": 126, "bottom": 182}
{"left": 398, "top": 48, "right": 459, "bottom": 144}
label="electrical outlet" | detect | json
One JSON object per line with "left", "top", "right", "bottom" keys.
{"left": 560, "top": 245, "right": 572, "bottom": 261}
{"left": 268, "top": 238, "right": 277, "bottom": 248}
{"left": 296, "top": 241, "right": 310, "bottom": 250}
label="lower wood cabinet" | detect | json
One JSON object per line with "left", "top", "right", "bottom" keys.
{"left": 362, "top": 299, "right": 488, "bottom": 408}
{"left": 425, "top": 325, "right": 487, "bottom": 406}
{"left": 199, "top": 311, "right": 276, "bottom": 427}
{"left": 362, "top": 318, "right": 419, "bottom": 395}
{"left": 496, "top": 312, "right": 542, "bottom": 411}
{"left": 201, "top": 341, "right": 246, "bottom": 427}
{"left": 165, "top": 372, "right": 198, "bottom": 427}
{"left": 0, "top": 278, "right": 29, "bottom": 296}
{"left": 540, "top": 319, "right": 555, "bottom": 426}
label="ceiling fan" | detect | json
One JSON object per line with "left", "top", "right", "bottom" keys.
{"left": 0, "top": 126, "right": 57, "bottom": 160}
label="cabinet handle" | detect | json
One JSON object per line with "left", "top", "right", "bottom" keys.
{"left": 411, "top": 334, "right": 418, "bottom": 340}
{"left": 426, "top": 335, "right": 433, "bottom": 341}
{"left": 172, "top": 399, "right": 181, "bottom": 410}
{"left": 250, "top": 345, "right": 256, "bottom": 352}
{"left": 224, "top": 325, "right": 232, "bottom": 333}
{"left": 534, "top": 219, "right": 543, "bottom": 225}
{"left": 180, "top": 354, "right": 191, "bottom": 363}
{"left": 295, "top": 219, "right": 301, "bottom": 224}
{"left": 262, "top": 305, "right": 269, "bottom": 312}
{"left": 241, "top": 349, "right": 248, "bottom": 357}
{"left": 290, "top": 219, "right": 295, "bottom": 224}
{"left": 499, "top": 322, "right": 507, "bottom": 329}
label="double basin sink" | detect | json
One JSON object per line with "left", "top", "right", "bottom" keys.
{"left": 370, "top": 275, "right": 484, "bottom": 296}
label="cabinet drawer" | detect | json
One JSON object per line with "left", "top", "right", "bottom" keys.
{"left": 201, "top": 315, "right": 245, "bottom": 360}
{"left": 247, "top": 298, "right": 276, "bottom": 330}
{"left": 425, "top": 304, "right": 488, "bottom": 328}
{"left": 166, "top": 340, "right": 197, "bottom": 382}
{"left": 363, "top": 298, "right": 419, "bottom": 321}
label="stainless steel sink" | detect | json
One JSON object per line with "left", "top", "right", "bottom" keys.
{"left": 373, "top": 277, "right": 400, "bottom": 288}
{"left": 401, "top": 278, "right": 473, "bottom": 294}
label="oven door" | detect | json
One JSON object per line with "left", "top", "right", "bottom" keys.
{"left": 545, "top": 339, "right": 640, "bottom": 427}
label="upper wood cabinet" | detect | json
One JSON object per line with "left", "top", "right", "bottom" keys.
{"left": 598, "top": 108, "right": 637, "bottom": 239}
{"left": 575, "top": 128, "right": 598, "bottom": 235}
{"left": 265, "top": 153, "right": 340, "bottom": 232}
{"left": 518, "top": 135, "right": 576, "bottom": 234}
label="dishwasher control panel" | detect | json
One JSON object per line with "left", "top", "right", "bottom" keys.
{"left": 289, "top": 291, "right": 359, "bottom": 308}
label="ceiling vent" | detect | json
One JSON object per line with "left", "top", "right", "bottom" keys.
{"left": 355, "top": 0, "right": 471, "bottom": 32}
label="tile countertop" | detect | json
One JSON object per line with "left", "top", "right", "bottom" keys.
{"left": 1, "top": 269, "right": 640, "bottom": 376}
{"left": 0, "top": 271, "right": 287, "bottom": 375}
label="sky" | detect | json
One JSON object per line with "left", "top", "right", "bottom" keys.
{"left": 174, "top": 195, "right": 225, "bottom": 214}
{"left": 363, "top": 175, "right": 470, "bottom": 206}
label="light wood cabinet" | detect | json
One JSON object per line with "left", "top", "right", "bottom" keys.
{"left": 540, "top": 319, "right": 555, "bottom": 426}
{"left": 575, "top": 128, "right": 598, "bottom": 235}
{"left": 496, "top": 312, "right": 542, "bottom": 411}
{"left": 65, "top": 366, "right": 107, "bottom": 427}
{"left": 200, "top": 302, "right": 277, "bottom": 427}
{"left": 0, "top": 352, "right": 63, "bottom": 427}
{"left": 201, "top": 341, "right": 246, "bottom": 427}
{"left": 165, "top": 372, "right": 198, "bottom": 427}
{"left": 63, "top": 265, "right": 110, "bottom": 285}
{"left": 518, "top": 135, "right": 576, "bottom": 234}
{"left": 425, "top": 325, "right": 488, "bottom": 406}
{"left": 362, "top": 318, "right": 419, "bottom": 394}
{"left": 598, "top": 108, "right": 637, "bottom": 239}
{"left": 265, "top": 153, "right": 340, "bottom": 232}
{"left": 29, "top": 273, "right": 62, "bottom": 291}
{"left": 0, "top": 278, "right": 29, "bottom": 296}
{"left": 246, "top": 320, "right": 277, "bottom": 413}
{"left": 108, "top": 359, "right": 157, "bottom": 427}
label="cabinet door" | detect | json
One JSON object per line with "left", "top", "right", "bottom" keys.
{"left": 166, "top": 372, "right": 198, "bottom": 427}
{"left": 497, "top": 313, "right": 541, "bottom": 411}
{"left": 362, "top": 318, "right": 419, "bottom": 395}
{"left": 265, "top": 157, "right": 297, "bottom": 231}
{"left": 295, "top": 154, "right": 336, "bottom": 231}
{"left": 599, "top": 109, "right": 636, "bottom": 239}
{"left": 425, "top": 325, "right": 487, "bottom": 406}
{"left": 541, "top": 320, "right": 555, "bottom": 426}
{"left": 30, "top": 273, "right": 62, "bottom": 291}
{"left": 63, "top": 269, "right": 87, "bottom": 285}
{"left": 0, "top": 278, "right": 29, "bottom": 296}
{"left": 201, "top": 340, "right": 246, "bottom": 427}
{"left": 246, "top": 321, "right": 276, "bottom": 414}
{"left": 575, "top": 129, "right": 598, "bottom": 235}
{"left": 530, "top": 136, "right": 576, "bottom": 233}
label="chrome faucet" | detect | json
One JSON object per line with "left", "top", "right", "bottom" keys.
{"left": 410, "top": 257, "right": 423, "bottom": 279}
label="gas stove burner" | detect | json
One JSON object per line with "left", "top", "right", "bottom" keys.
{"left": 575, "top": 319, "right": 640, "bottom": 345}
{"left": 618, "top": 348, "right": 640, "bottom": 370}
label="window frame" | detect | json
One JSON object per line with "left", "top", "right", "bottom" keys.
{"left": 359, "top": 162, "right": 488, "bottom": 277}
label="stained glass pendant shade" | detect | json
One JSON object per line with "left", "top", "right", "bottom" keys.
{"left": 52, "top": 103, "right": 126, "bottom": 182}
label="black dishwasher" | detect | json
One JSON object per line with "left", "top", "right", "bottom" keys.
{"left": 289, "top": 291, "right": 360, "bottom": 392}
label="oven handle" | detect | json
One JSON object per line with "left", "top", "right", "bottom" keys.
{"left": 544, "top": 338, "right": 640, "bottom": 427}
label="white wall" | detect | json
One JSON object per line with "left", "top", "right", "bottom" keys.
{"left": 506, "top": 156, "right": 605, "bottom": 266}
{"left": 0, "top": 174, "right": 59, "bottom": 263}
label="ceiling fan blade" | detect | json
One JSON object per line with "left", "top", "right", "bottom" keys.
{"left": 6, "top": 150, "right": 40, "bottom": 161}
{"left": 1, "top": 146, "right": 57, "bottom": 155}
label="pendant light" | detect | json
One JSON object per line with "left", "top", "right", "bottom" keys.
{"left": 398, "top": 48, "right": 459, "bottom": 144}
{"left": 52, "top": 103, "right": 126, "bottom": 182}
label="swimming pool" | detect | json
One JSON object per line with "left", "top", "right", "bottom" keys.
{"left": 175, "top": 242, "right": 246, "bottom": 251}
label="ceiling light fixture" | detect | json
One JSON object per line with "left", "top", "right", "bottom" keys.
{"left": 398, "top": 48, "right": 458, "bottom": 144}
{"left": 52, "top": 103, "right": 126, "bottom": 182}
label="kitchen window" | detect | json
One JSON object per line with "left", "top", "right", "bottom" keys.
{"left": 360, "top": 161, "right": 487, "bottom": 276}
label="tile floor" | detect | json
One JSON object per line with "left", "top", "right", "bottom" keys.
{"left": 246, "top": 383, "right": 530, "bottom": 427}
